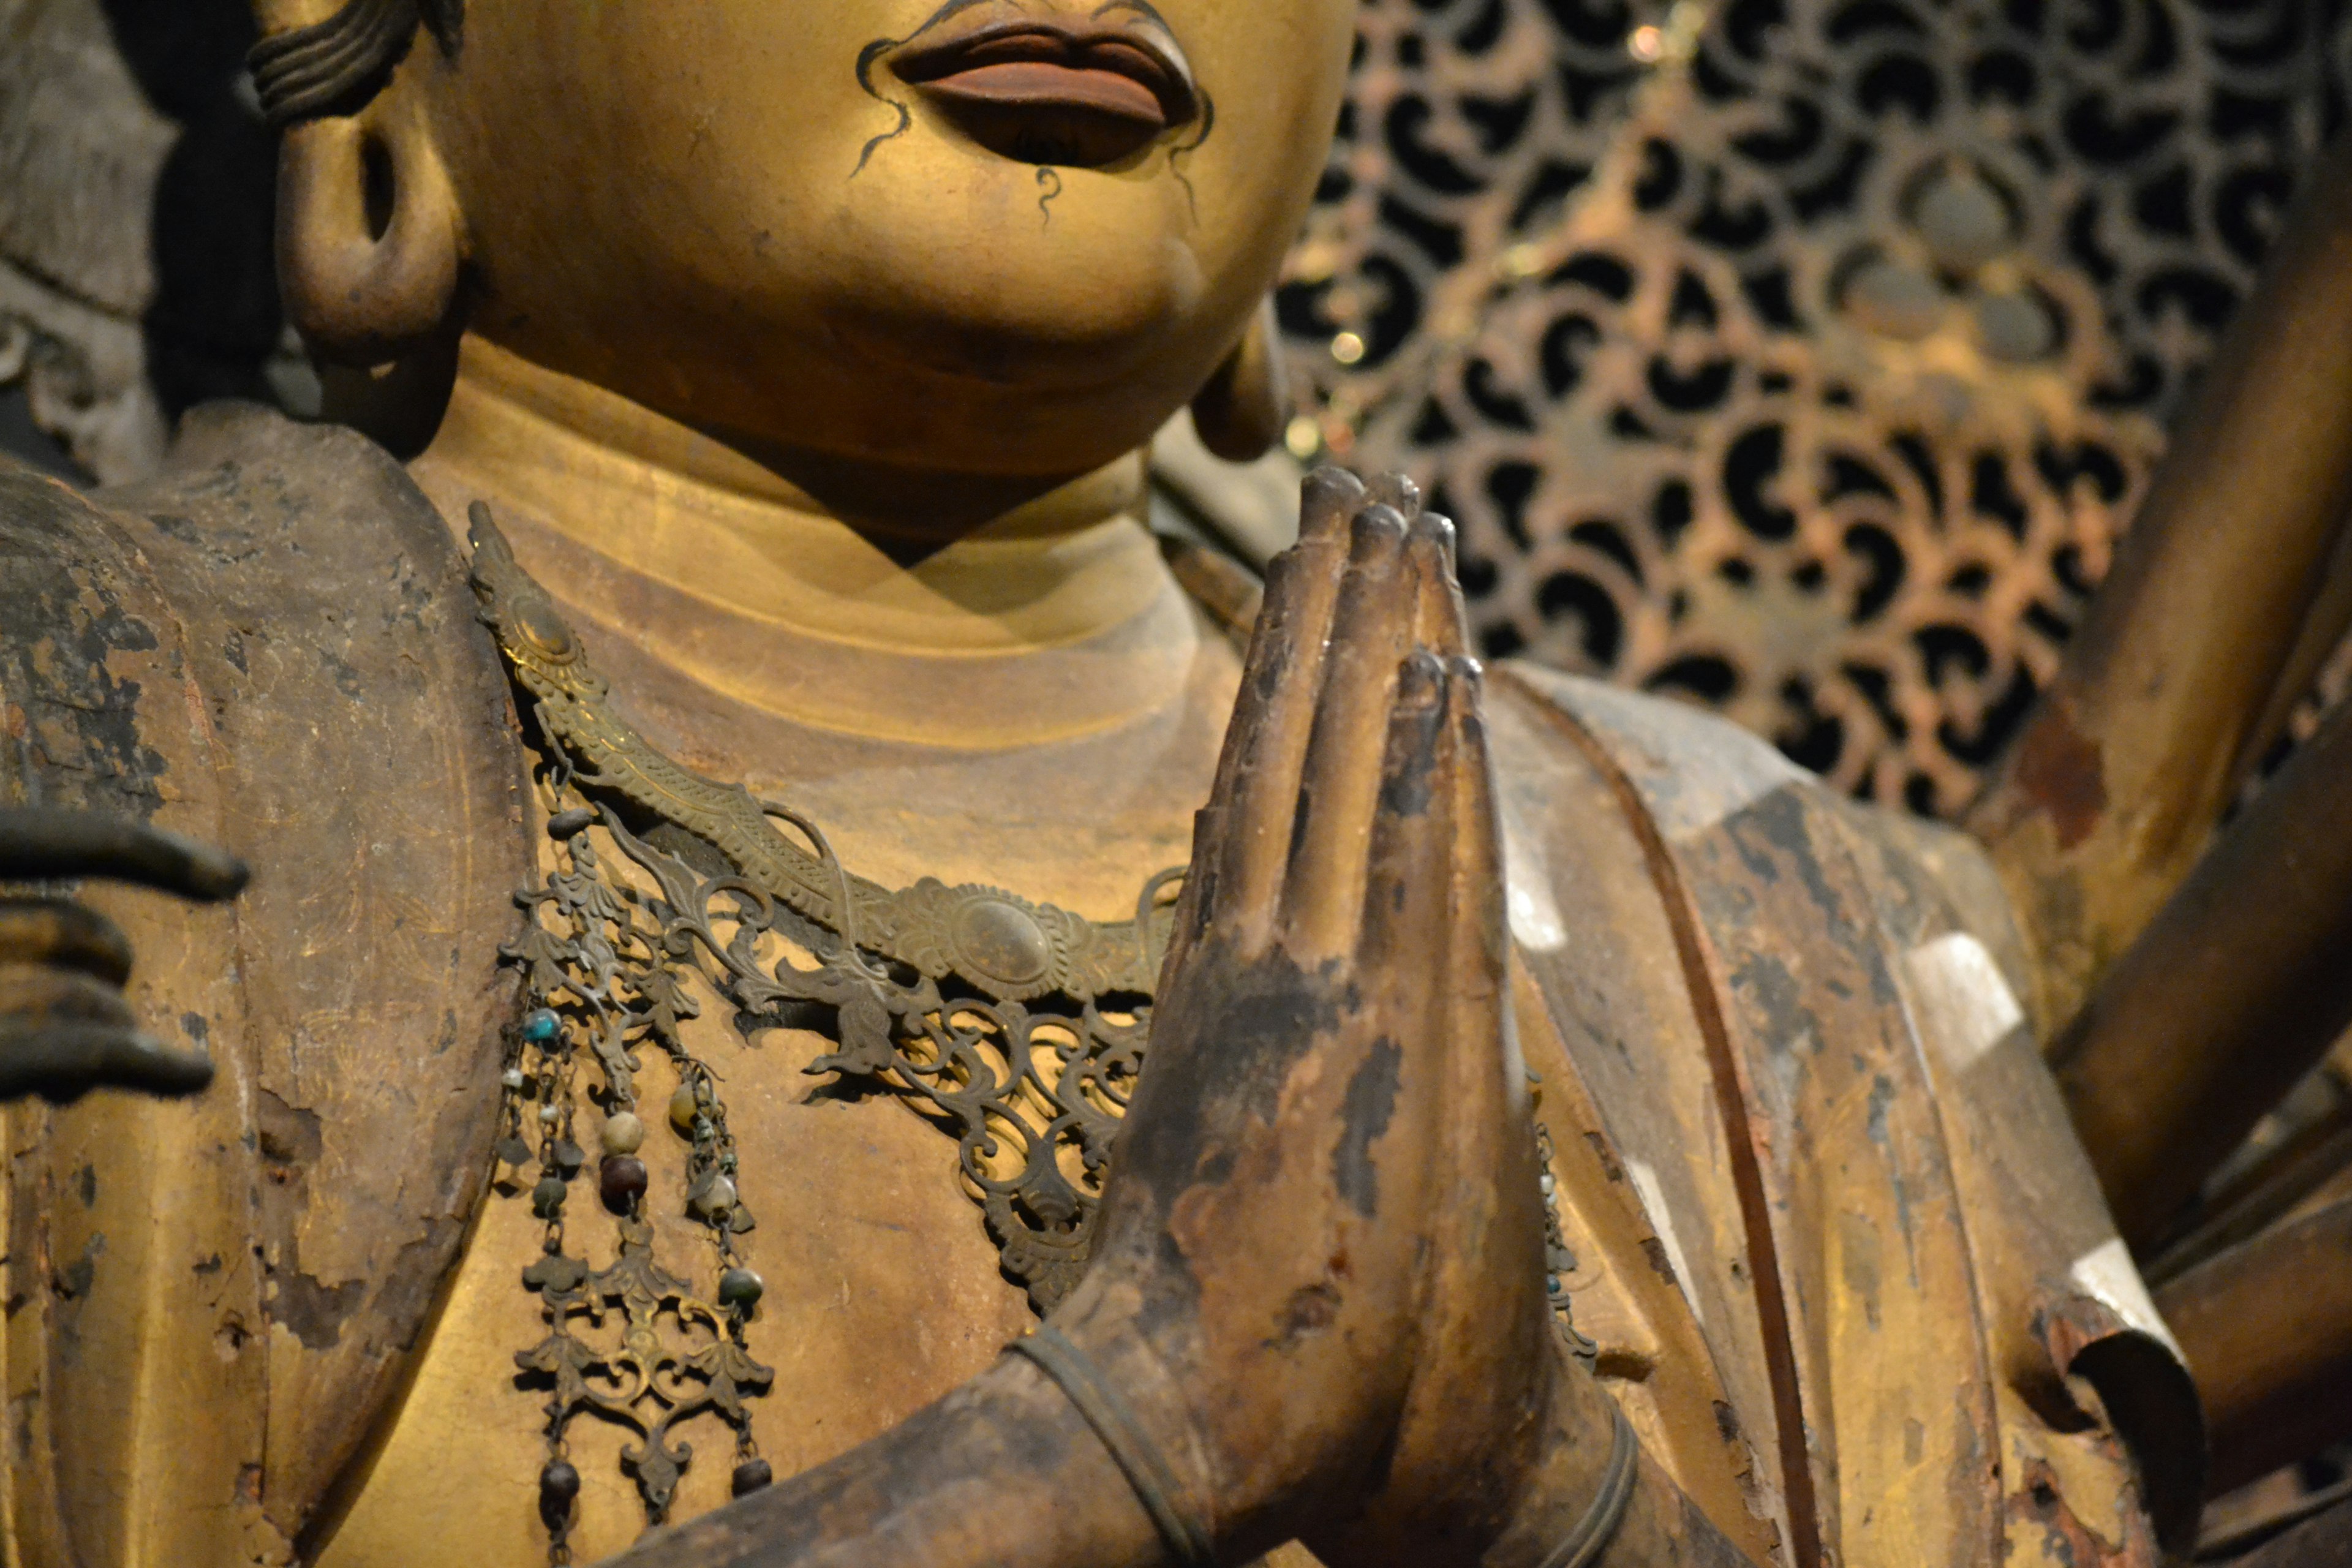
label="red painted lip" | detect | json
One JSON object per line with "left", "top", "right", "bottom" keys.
{"left": 890, "top": 20, "right": 1200, "bottom": 138}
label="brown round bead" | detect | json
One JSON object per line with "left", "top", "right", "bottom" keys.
{"left": 599, "top": 1154, "right": 648, "bottom": 1213}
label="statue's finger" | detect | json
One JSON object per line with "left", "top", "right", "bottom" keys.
{"left": 1189, "top": 472, "right": 1359, "bottom": 954}
{"left": 1280, "top": 503, "right": 1416, "bottom": 960}
{"left": 1360, "top": 650, "right": 1457, "bottom": 977}
{"left": 0, "top": 962, "right": 138, "bottom": 1028}
{"left": 0, "top": 965, "right": 210, "bottom": 1101}
{"left": 0, "top": 899, "right": 135, "bottom": 986}
{"left": 1440, "top": 657, "right": 1508, "bottom": 993}
{"left": 0, "top": 809, "right": 249, "bottom": 902}
{"left": 1298, "top": 464, "right": 1366, "bottom": 544}
{"left": 1365, "top": 469, "right": 1422, "bottom": 521}
{"left": 1405, "top": 510, "right": 1467, "bottom": 657}
{"left": 0, "top": 1023, "right": 214, "bottom": 1103}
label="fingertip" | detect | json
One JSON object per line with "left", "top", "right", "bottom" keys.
{"left": 118, "top": 1036, "right": 216, "bottom": 1096}
{"left": 181, "top": 842, "right": 252, "bottom": 903}
{"left": 1350, "top": 503, "right": 1410, "bottom": 561}
{"left": 1396, "top": 647, "right": 1446, "bottom": 708}
{"left": 1409, "top": 511, "right": 1458, "bottom": 569}
{"left": 1300, "top": 467, "right": 1366, "bottom": 541}
{"left": 1256, "top": 540, "right": 1305, "bottom": 609}
{"left": 1365, "top": 471, "right": 1422, "bottom": 519}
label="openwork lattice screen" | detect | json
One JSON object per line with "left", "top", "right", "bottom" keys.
{"left": 1279, "top": 0, "right": 2352, "bottom": 813}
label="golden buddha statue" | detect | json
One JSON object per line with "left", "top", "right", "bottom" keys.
{"left": 3, "top": 1, "right": 2350, "bottom": 1566}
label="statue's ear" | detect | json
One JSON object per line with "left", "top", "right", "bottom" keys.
{"left": 1188, "top": 296, "right": 1293, "bottom": 463}
{"left": 277, "top": 89, "right": 461, "bottom": 366}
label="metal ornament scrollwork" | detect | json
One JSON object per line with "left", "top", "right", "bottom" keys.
{"left": 516, "top": 1220, "right": 775, "bottom": 1525}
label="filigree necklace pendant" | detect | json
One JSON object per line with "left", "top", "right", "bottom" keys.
{"left": 468, "top": 502, "right": 1184, "bottom": 1559}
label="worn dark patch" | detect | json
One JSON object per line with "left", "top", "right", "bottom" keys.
{"left": 1115, "top": 943, "right": 1351, "bottom": 1219}
{"left": 0, "top": 465, "right": 172, "bottom": 818}
{"left": 1273, "top": 1281, "right": 1343, "bottom": 1347}
{"left": 75, "top": 1163, "right": 96, "bottom": 1207}
{"left": 1864, "top": 1072, "right": 1895, "bottom": 1147}
{"left": 255, "top": 1087, "right": 324, "bottom": 1169}
{"left": 2013, "top": 702, "right": 2109, "bottom": 851}
{"left": 318, "top": 646, "right": 364, "bottom": 699}
{"left": 272, "top": 1270, "right": 367, "bottom": 1352}
{"left": 53, "top": 1234, "right": 103, "bottom": 1300}
{"left": 380, "top": 1218, "right": 466, "bottom": 1351}
{"left": 1727, "top": 790, "right": 1874, "bottom": 979}
{"left": 1333, "top": 1036, "right": 1403, "bottom": 1218}
{"left": 1729, "top": 951, "right": 1814, "bottom": 1059}
{"left": 1375, "top": 690, "right": 1448, "bottom": 818}
{"left": 2010, "top": 1455, "right": 2157, "bottom": 1568}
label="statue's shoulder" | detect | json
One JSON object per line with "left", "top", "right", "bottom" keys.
{"left": 1485, "top": 663, "right": 2198, "bottom": 1567}
{"left": 94, "top": 400, "right": 462, "bottom": 623}
{"left": 2, "top": 397, "right": 527, "bottom": 865}
{"left": 0, "top": 402, "right": 469, "bottom": 758}
{"left": 0, "top": 404, "right": 535, "bottom": 1563}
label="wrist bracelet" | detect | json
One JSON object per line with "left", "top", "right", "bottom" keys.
{"left": 1008, "top": 1326, "right": 1217, "bottom": 1567}
{"left": 1540, "top": 1402, "right": 1640, "bottom": 1568}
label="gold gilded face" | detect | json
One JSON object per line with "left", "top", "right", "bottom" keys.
{"left": 405, "top": 0, "right": 1355, "bottom": 482}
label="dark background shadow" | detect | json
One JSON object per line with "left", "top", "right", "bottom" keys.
{"left": 102, "top": 0, "right": 283, "bottom": 421}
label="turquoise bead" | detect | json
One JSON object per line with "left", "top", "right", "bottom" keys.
{"left": 522, "top": 1009, "right": 561, "bottom": 1044}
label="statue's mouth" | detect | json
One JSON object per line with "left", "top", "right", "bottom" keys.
{"left": 889, "top": 12, "right": 1199, "bottom": 168}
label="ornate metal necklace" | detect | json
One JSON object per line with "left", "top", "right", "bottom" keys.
{"left": 467, "top": 502, "right": 1185, "bottom": 1560}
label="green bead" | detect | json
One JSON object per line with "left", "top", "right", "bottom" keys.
{"left": 717, "top": 1267, "right": 764, "bottom": 1308}
{"left": 531, "top": 1177, "right": 568, "bottom": 1218}
{"left": 669, "top": 1083, "right": 699, "bottom": 1132}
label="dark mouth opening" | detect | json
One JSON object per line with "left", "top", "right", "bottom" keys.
{"left": 890, "top": 20, "right": 1200, "bottom": 169}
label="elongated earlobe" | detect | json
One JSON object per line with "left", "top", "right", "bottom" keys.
{"left": 1189, "top": 296, "right": 1292, "bottom": 462}
{"left": 277, "top": 92, "right": 460, "bottom": 364}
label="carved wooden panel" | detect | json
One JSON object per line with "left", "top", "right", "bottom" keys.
{"left": 1280, "top": 0, "right": 2352, "bottom": 812}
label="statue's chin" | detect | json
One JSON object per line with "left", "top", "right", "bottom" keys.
{"left": 801, "top": 187, "right": 1226, "bottom": 395}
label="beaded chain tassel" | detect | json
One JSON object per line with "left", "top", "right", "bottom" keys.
{"left": 497, "top": 764, "right": 775, "bottom": 1564}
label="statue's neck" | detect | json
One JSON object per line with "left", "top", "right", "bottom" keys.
{"left": 407, "top": 336, "right": 1199, "bottom": 748}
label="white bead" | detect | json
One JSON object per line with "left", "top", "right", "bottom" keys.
{"left": 601, "top": 1111, "right": 646, "bottom": 1156}
{"left": 693, "top": 1175, "right": 737, "bottom": 1216}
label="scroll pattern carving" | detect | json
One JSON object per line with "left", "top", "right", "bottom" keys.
{"left": 1283, "top": 0, "right": 2351, "bottom": 812}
